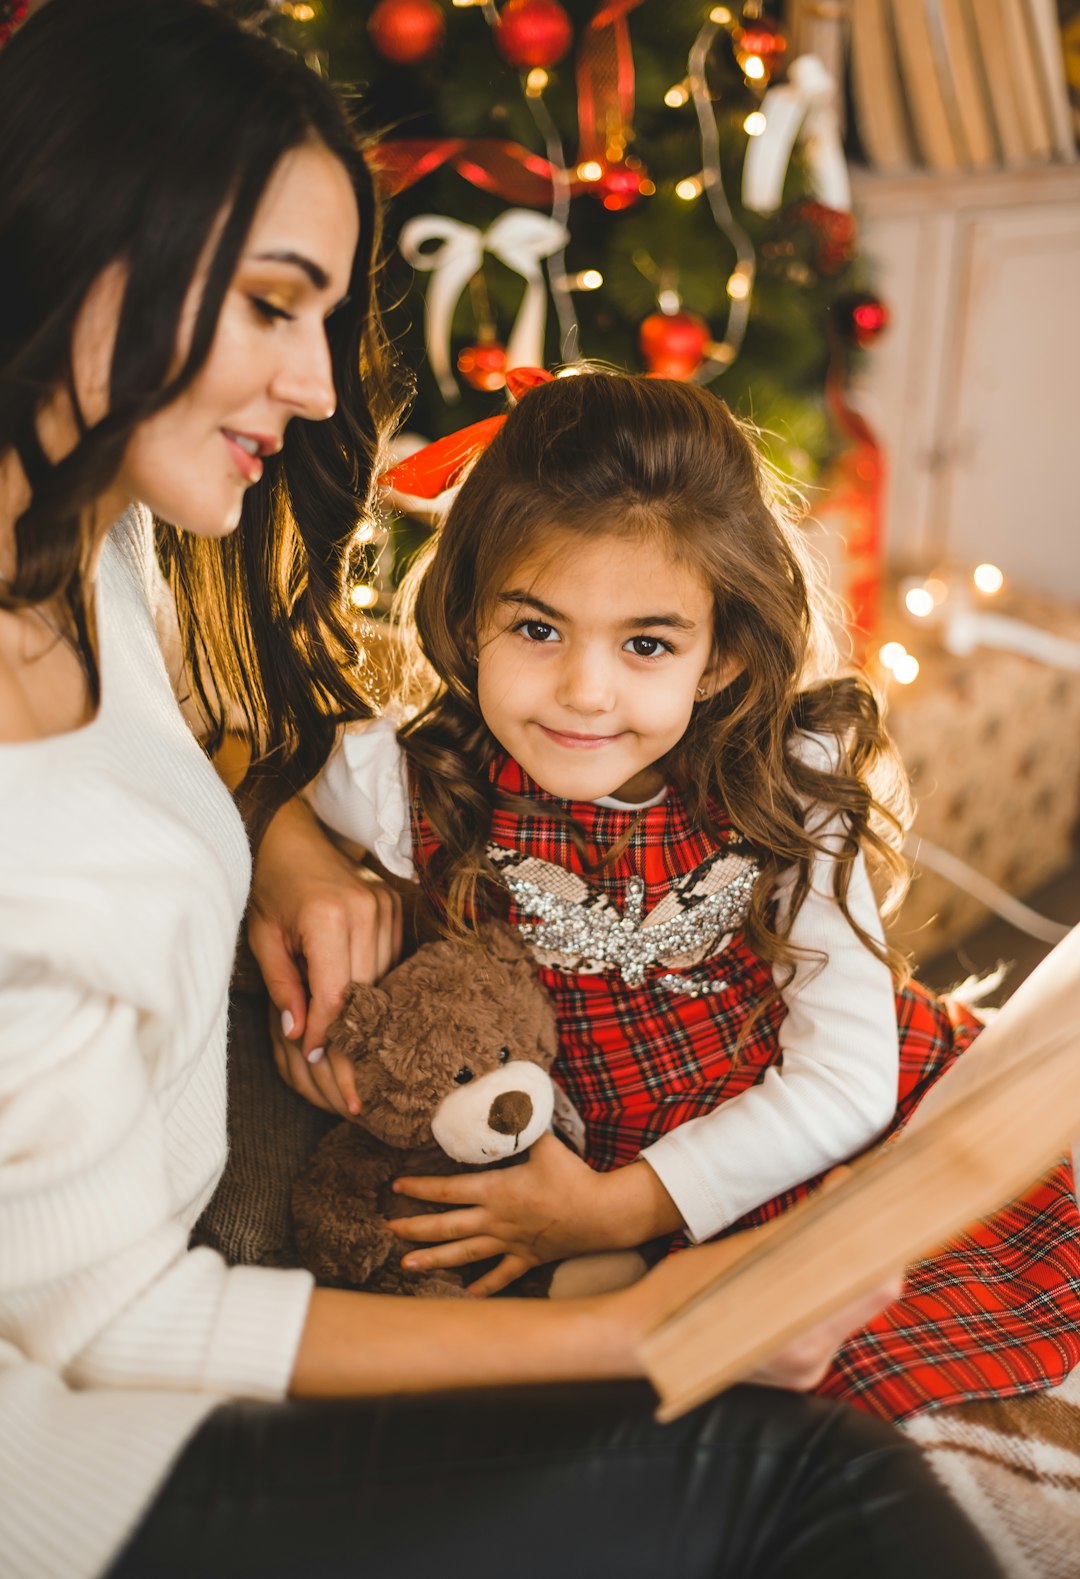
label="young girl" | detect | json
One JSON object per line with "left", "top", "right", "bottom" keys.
{"left": 308, "top": 369, "right": 1080, "bottom": 1423}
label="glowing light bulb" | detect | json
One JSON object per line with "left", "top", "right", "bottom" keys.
{"left": 657, "top": 288, "right": 681, "bottom": 314}
{"left": 638, "top": 178, "right": 656, "bottom": 196}
{"left": 555, "top": 366, "right": 582, "bottom": 377}
{"left": 353, "top": 520, "right": 376, "bottom": 545}
{"left": 349, "top": 583, "right": 378, "bottom": 609}
{"left": 710, "top": 6, "right": 733, "bottom": 22}
{"left": 676, "top": 176, "right": 703, "bottom": 201}
{"left": 743, "top": 111, "right": 767, "bottom": 136}
{"left": 743, "top": 54, "right": 766, "bottom": 80}
{"left": 576, "top": 269, "right": 604, "bottom": 290}
{"left": 664, "top": 84, "right": 690, "bottom": 107}
{"left": 287, "top": 2, "right": 315, "bottom": 18}
{"left": 726, "top": 269, "right": 751, "bottom": 301}
{"left": 973, "top": 562, "right": 1005, "bottom": 594}
{"left": 879, "top": 641, "right": 907, "bottom": 670}
{"left": 893, "top": 653, "right": 920, "bottom": 685}
{"left": 905, "top": 587, "right": 935, "bottom": 618}
{"left": 925, "top": 577, "right": 949, "bottom": 605}
{"left": 526, "top": 68, "right": 549, "bottom": 96}
{"left": 577, "top": 160, "right": 604, "bottom": 182}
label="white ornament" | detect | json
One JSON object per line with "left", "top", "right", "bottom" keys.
{"left": 742, "top": 54, "right": 851, "bottom": 216}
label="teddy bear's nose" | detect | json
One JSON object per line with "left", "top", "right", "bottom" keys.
{"left": 488, "top": 1090, "right": 534, "bottom": 1137}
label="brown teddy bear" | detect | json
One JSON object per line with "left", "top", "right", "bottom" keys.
{"left": 292, "top": 922, "right": 561, "bottom": 1297}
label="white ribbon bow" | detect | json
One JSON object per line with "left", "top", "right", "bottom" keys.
{"left": 742, "top": 54, "right": 851, "bottom": 216}
{"left": 399, "top": 209, "right": 569, "bottom": 403}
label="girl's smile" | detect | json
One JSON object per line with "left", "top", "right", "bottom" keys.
{"left": 476, "top": 529, "right": 737, "bottom": 804}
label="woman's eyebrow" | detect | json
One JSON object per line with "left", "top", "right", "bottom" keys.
{"left": 253, "top": 249, "right": 330, "bottom": 290}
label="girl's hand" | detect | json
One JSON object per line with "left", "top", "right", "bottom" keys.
{"left": 249, "top": 795, "right": 403, "bottom": 1120}
{"left": 389, "top": 1136, "right": 685, "bottom": 1297}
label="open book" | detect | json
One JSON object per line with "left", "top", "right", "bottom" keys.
{"left": 639, "top": 924, "right": 1080, "bottom": 1422}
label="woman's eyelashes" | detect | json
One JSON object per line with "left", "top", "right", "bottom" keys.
{"left": 250, "top": 296, "right": 295, "bottom": 325}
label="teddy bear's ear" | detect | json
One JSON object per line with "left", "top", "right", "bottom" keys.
{"left": 475, "top": 919, "right": 530, "bottom": 968}
{"left": 328, "top": 981, "right": 391, "bottom": 1062}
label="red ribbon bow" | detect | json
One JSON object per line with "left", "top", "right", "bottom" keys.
{"left": 379, "top": 368, "right": 554, "bottom": 501}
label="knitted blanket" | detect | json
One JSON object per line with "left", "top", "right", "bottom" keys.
{"left": 900, "top": 1365, "right": 1080, "bottom": 1578}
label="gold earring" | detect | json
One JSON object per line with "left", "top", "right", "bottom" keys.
{"left": 696, "top": 686, "right": 707, "bottom": 698}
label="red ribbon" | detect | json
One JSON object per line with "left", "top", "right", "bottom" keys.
{"left": 576, "top": 0, "right": 646, "bottom": 166}
{"left": 823, "top": 354, "right": 885, "bottom": 658}
{"left": 379, "top": 369, "right": 554, "bottom": 500}
{"left": 367, "top": 139, "right": 573, "bottom": 207}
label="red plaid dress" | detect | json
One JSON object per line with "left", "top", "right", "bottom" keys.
{"left": 412, "top": 754, "right": 1080, "bottom": 1422}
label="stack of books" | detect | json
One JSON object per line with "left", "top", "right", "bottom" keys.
{"left": 843, "top": 0, "right": 1076, "bottom": 171}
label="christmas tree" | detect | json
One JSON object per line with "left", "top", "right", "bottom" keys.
{"left": 234, "top": 1, "right": 882, "bottom": 478}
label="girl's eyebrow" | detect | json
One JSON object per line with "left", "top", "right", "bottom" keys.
{"left": 497, "top": 591, "right": 697, "bottom": 633}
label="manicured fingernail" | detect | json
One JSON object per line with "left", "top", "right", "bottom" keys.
{"left": 306, "top": 1046, "right": 325, "bottom": 1065}
{"left": 281, "top": 1009, "right": 295, "bottom": 1037}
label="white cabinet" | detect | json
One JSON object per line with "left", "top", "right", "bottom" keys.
{"left": 849, "top": 165, "right": 1080, "bottom": 597}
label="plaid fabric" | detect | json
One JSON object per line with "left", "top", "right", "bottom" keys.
{"left": 412, "top": 753, "right": 1080, "bottom": 1421}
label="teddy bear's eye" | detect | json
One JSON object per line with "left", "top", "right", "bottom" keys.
{"left": 499, "top": 1048, "right": 511, "bottom": 1065}
{"left": 454, "top": 1066, "right": 474, "bottom": 1085}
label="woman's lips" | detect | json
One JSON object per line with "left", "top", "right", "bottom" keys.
{"left": 222, "top": 430, "right": 265, "bottom": 484}
{"left": 538, "top": 725, "right": 624, "bottom": 750}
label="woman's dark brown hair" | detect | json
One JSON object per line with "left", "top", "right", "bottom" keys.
{"left": 0, "top": 0, "right": 402, "bottom": 838}
{"left": 395, "top": 371, "right": 911, "bottom": 985}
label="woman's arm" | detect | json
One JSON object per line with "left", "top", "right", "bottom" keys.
{"left": 291, "top": 1193, "right": 903, "bottom": 1397}
{"left": 248, "top": 794, "right": 404, "bottom": 1119}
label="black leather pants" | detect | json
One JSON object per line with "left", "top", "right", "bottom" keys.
{"left": 108, "top": 1381, "right": 1001, "bottom": 1579}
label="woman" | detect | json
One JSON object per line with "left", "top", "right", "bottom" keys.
{"left": 0, "top": 3, "right": 1000, "bottom": 1577}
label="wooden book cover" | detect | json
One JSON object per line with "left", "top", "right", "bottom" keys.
{"left": 849, "top": 0, "right": 915, "bottom": 170}
{"left": 1024, "top": 0, "right": 1079, "bottom": 158}
{"left": 971, "top": 0, "right": 1034, "bottom": 163}
{"left": 936, "top": 0, "right": 999, "bottom": 165}
{"left": 639, "top": 925, "right": 1080, "bottom": 1422}
{"left": 889, "top": 0, "right": 963, "bottom": 169}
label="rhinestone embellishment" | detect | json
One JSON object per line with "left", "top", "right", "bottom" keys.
{"left": 488, "top": 843, "right": 759, "bottom": 990}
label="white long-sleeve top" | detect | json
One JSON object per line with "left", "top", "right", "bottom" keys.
{"left": 309, "top": 718, "right": 899, "bottom": 1244}
{"left": 0, "top": 509, "right": 314, "bottom": 1579}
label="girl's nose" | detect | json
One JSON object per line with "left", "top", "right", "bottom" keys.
{"left": 556, "top": 649, "right": 615, "bottom": 714}
{"left": 270, "top": 326, "right": 337, "bottom": 421}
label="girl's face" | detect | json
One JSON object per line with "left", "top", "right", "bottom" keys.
{"left": 74, "top": 140, "right": 359, "bottom": 537}
{"left": 476, "top": 528, "right": 739, "bottom": 803}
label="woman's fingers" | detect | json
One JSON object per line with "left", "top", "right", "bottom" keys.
{"left": 269, "top": 1009, "right": 337, "bottom": 1114}
{"left": 248, "top": 918, "right": 309, "bottom": 1046}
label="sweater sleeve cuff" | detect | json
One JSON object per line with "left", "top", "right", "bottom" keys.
{"left": 201, "top": 1265, "right": 313, "bottom": 1400}
{"left": 639, "top": 1138, "right": 732, "bottom": 1245}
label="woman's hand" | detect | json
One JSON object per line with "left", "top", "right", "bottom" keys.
{"left": 388, "top": 1136, "right": 685, "bottom": 1297}
{"left": 249, "top": 795, "right": 403, "bottom": 1119}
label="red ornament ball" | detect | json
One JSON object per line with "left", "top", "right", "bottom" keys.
{"left": 833, "top": 291, "right": 891, "bottom": 349}
{"left": 639, "top": 311, "right": 711, "bottom": 381}
{"left": 0, "top": 0, "right": 28, "bottom": 48}
{"left": 736, "top": 16, "right": 787, "bottom": 62}
{"left": 457, "top": 341, "right": 508, "bottom": 392}
{"left": 368, "top": 0, "right": 445, "bottom": 66}
{"left": 595, "top": 158, "right": 650, "bottom": 212}
{"left": 494, "top": 0, "right": 573, "bottom": 69}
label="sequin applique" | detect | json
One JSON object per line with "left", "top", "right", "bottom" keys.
{"left": 487, "top": 842, "right": 760, "bottom": 989}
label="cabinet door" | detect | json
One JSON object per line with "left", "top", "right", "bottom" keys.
{"left": 939, "top": 204, "right": 1080, "bottom": 597}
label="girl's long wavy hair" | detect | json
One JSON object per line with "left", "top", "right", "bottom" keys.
{"left": 0, "top": 0, "right": 403, "bottom": 838}
{"left": 395, "top": 372, "right": 911, "bottom": 985}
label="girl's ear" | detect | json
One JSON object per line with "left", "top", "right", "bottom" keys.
{"left": 697, "top": 650, "right": 744, "bottom": 700}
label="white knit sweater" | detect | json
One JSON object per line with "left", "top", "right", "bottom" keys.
{"left": 0, "top": 510, "right": 314, "bottom": 1579}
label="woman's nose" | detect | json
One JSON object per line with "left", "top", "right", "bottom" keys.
{"left": 270, "top": 325, "right": 337, "bottom": 421}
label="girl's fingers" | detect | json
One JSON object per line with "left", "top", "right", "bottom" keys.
{"left": 389, "top": 1207, "right": 487, "bottom": 1244}
{"left": 392, "top": 1172, "right": 488, "bottom": 1206}
{"left": 466, "top": 1255, "right": 534, "bottom": 1299}
{"left": 401, "top": 1235, "right": 504, "bottom": 1272}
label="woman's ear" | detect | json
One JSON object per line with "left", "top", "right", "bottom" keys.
{"left": 696, "top": 649, "right": 744, "bottom": 700}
